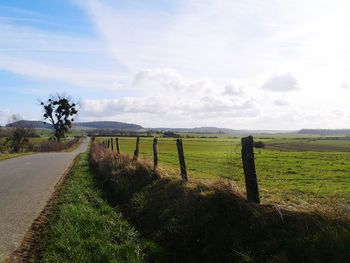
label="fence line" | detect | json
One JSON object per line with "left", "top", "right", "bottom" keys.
{"left": 94, "top": 136, "right": 350, "bottom": 204}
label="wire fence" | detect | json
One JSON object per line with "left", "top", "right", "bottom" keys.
{"left": 95, "top": 136, "right": 350, "bottom": 203}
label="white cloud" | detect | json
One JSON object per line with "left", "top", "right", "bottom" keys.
{"left": 81, "top": 96, "right": 259, "bottom": 127}
{"left": 132, "top": 68, "right": 214, "bottom": 96}
{"left": 80, "top": 69, "right": 259, "bottom": 127}
{"left": 0, "top": 54, "right": 124, "bottom": 89}
{"left": 261, "top": 73, "right": 299, "bottom": 92}
{"left": 340, "top": 82, "right": 350, "bottom": 89}
{"left": 274, "top": 99, "right": 289, "bottom": 106}
{"left": 222, "top": 81, "right": 244, "bottom": 96}
{"left": 0, "top": 21, "right": 127, "bottom": 90}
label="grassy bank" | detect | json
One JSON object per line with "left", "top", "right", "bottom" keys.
{"left": 90, "top": 144, "right": 350, "bottom": 263}
{"left": 96, "top": 136, "right": 350, "bottom": 207}
{"left": 35, "top": 153, "right": 156, "bottom": 262}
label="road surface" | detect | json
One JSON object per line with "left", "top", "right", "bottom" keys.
{"left": 0, "top": 138, "right": 89, "bottom": 262}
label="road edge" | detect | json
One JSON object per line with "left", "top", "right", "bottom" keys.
{"left": 6, "top": 153, "right": 83, "bottom": 263}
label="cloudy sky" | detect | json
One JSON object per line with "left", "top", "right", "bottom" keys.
{"left": 1, "top": 0, "right": 350, "bottom": 129}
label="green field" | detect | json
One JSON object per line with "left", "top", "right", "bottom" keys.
{"left": 97, "top": 136, "right": 350, "bottom": 208}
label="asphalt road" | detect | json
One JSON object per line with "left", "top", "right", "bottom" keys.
{"left": 0, "top": 138, "right": 89, "bottom": 262}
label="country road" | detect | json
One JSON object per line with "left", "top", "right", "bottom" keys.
{"left": 0, "top": 138, "right": 89, "bottom": 262}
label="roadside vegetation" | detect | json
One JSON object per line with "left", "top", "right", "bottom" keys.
{"left": 27, "top": 136, "right": 350, "bottom": 262}
{"left": 34, "top": 153, "right": 157, "bottom": 262}
{"left": 95, "top": 136, "right": 350, "bottom": 210}
{"left": 0, "top": 132, "right": 82, "bottom": 160}
{"left": 0, "top": 152, "right": 31, "bottom": 161}
{"left": 90, "top": 144, "right": 350, "bottom": 262}
{"left": 0, "top": 94, "right": 80, "bottom": 161}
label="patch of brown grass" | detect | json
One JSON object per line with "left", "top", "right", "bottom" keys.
{"left": 90, "top": 144, "right": 350, "bottom": 263}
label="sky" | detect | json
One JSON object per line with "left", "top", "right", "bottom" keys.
{"left": 1, "top": 0, "right": 350, "bottom": 129}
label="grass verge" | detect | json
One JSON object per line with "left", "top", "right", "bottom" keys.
{"left": 33, "top": 153, "right": 155, "bottom": 263}
{"left": 0, "top": 152, "right": 33, "bottom": 161}
{"left": 91, "top": 144, "right": 350, "bottom": 263}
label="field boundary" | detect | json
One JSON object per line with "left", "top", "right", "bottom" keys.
{"left": 0, "top": 152, "right": 35, "bottom": 162}
{"left": 89, "top": 145, "right": 350, "bottom": 262}
{"left": 97, "top": 135, "right": 350, "bottom": 205}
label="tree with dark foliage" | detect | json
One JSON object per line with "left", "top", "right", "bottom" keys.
{"left": 6, "top": 127, "right": 35, "bottom": 153}
{"left": 40, "top": 94, "right": 78, "bottom": 142}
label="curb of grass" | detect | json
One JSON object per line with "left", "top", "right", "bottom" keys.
{"left": 6, "top": 153, "right": 82, "bottom": 263}
{"left": 0, "top": 152, "right": 36, "bottom": 162}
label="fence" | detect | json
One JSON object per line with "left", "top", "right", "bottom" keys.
{"left": 95, "top": 135, "right": 261, "bottom": 203}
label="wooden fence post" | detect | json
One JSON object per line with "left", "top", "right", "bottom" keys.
{"left": 107, "top": 139, "right": 110, "bottom": 149}
{"left": 153, "top": 137, "right": 159, "bottom": 177}
{"left": 116, "top": 138, "right": 120, "bottom": 154}
{"left": 176, "top": 139, "right": 188, "bottom": 182}
{"left": 241, "top": 136, "right": 260, "bottom": 203}
{"left": 110, "top": 137, "right": 114, "bottom": 151}
{"left": 133, "top": 136, "right": 140, "bottom": 160}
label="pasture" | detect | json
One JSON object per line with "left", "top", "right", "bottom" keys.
{"left": 97, "top": 136, "right": 350, "bottom": 208}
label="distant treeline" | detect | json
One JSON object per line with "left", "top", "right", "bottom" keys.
{"left": 299, "top": 129, "right": 350, "bottom": 135}
{"left": 6, "top": 120, "right": 144, "bottom": 131}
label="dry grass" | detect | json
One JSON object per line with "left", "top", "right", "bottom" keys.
{"left": 90, "top": 144, "right": 350, "bottom": 262}
{"left": 32, "top": 137, "right": 81, "bottom": 152}
{"left": 0, "top": 152, "right": 33, "bottom": 161}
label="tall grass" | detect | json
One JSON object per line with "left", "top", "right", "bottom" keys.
{"left": 29, "top": 137, "right": 81, "bottom": 152}
{"left": 90, "top": 144, "right": 350, "bottom": 263}
{"left": 36, "top": 153, "right": 157, "bottom": 262}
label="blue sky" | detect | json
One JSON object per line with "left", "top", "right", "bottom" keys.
{"left": 1, "top": 0, "right": 350, "bottom": 129}
{"left": 0, "top": 0, "right": 128, "bottom": 124}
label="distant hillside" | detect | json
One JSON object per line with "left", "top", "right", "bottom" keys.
{"left": 299, "top": 129, "right": 350, "bottom": 135}
{"left": 151, "top": 127, "right": 292, "bottom": 135}
{"left": 6, "top": 120, "right": 295, "bottom": 134}
{"left": 6, "top": 120, "right": 52, "bottom": 129}
{"left": 6, "top": 120, "right": 143, "bottom": 131}
{"left": 74, "top": 121, "right": 143, "bottom": 131}
{"left": 151, "top": 127, "right": 234, "bottom": 134}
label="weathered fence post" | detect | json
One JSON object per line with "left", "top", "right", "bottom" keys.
{"left": 241, "top": 136, "right": 260, "bottom": 203}
{"left": 176, "top": 139, "right": 188, "bottom": 182}
{"left": 133, "top": 136, "right": 140, "bottom": 160}
{"left": 110, "top": 137, "right": 114, "bottom": 151}
{"left": 107, "top": 139, "right": 110, "bottom": 149}
{"left": 116, "top": 138, "right": 120, "bottom": 154}
{"left": 153, "top": 137, "right": 159, "bottom": 177}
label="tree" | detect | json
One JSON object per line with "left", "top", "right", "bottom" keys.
{"left": 6, "top": 127, "right": 34, "bottom": 153}
{"left": 40, "top": 94, "right": 78, "bottom": 142}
